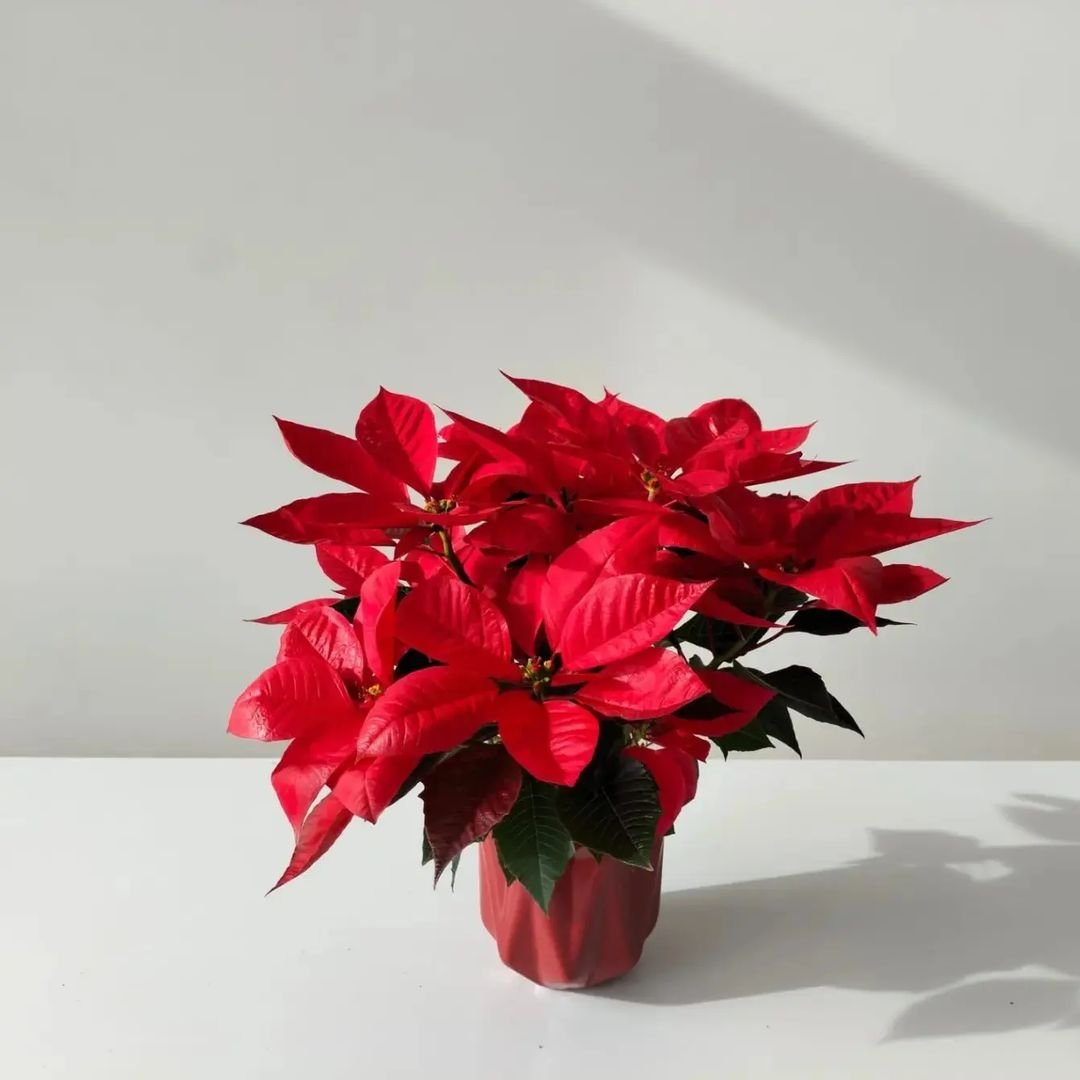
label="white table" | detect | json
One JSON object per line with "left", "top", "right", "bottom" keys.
{"left": 3, "top": 759, "right": 1079, "bottom": 1078}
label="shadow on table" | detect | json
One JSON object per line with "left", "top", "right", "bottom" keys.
{"left": 595, "top": 793, "right": 1080, "bottom": 1040}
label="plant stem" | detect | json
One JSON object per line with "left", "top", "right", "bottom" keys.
{"left": 434, "top": 526, "right": 471, "bottom": 584}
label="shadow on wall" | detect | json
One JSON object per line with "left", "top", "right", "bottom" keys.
{"left": 597, "top": 792, "right": 1080, "bottom": 1039}
{"left": 359, "top": 0, "right": 1080, "bottom": 455}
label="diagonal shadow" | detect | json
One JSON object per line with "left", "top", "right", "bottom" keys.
{"left": 595, "top": 793, "right": 1080, "bottom": 1040}
{"left": 355, "top": 0, "right": 1080, "bottom": 455}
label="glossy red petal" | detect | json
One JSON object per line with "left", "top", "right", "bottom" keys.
{"left": 690, "top": 397, "right": 763, "bottom": 436}
{"left": 354, "top": 667, "right": 500, "bottom": 758}
{"left": 248, "top": 597, "right": 341, "bottom": 625}
{"left": 355, "top": 388, "right": 437, "bottom": 496}
{"left": 762, "top": 557, "right": 884, "bottom": 631}
{"left": 228, "top": 658, "right": 354, "bottom": 741}
{"left": 495, "top": 693, "right": 599, "bottom": 786}
{"left": 663, "top": 470, "right": 731, "bottom": 497}
{"left": 268, "top": 793, "right": 353, "bottom": 892}
{"left": 558, "top": 574, "right": 714, "bottom": 670}
{"left": 468, "top": 503, "right": 576, "bottom": 557}
{"left": 421, "top": 745, "right": 522, "bottom": 879}
{"left": 315, "top": 543, "right": 389, "bottom": 594}
{"left": 805, "top": 478, "right": 919, "bottom": 518}
{"left": 574, "top": 648, "right": 707, "bottom": 720}
{"left": 272, "top": 722, "right": 360, "bottom": 835}
{"left": 396, "top": 575, "right": 514, "bottom": 677}
{"left": 878, "top": 563, "right": 949, "bottom": 604}
{"left": 676, "top": 668, "right": 777, "bottom": 736}
{"left": 692, "top": 592, "right": 780, "bottom": 628}
{"left": 331, "top": 753, "right": 421, "bottom": 822}
{"left": 735, "top": 453, "right": 847, "bottom": 486}
{"left": 502, "top": 373, "right": 612, "bottom": 445}
{"left": 652, "top": 727, "right": 712, "bottom": 762}
{"left": 623, "top": 746, "right": 696, "bottom": 835}
{"left": 277, "top": 606, "right": 366, "bottom": 685}
{"left": 504, "top": 556, "right": 548, "bottom": 654}
{"left": 543, "top": 516, "right": 660, "bottom": 647}
{"left": 359, "top": 561, "right": 401, "bottom": 685}
{"left": 275, "top": 417, "right": 405, "bottom": 499}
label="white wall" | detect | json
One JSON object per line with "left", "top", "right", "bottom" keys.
{"left": 2, "top": 0, "right": 1077, "bottom": 758}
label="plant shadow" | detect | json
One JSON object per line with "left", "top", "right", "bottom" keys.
{"left": 596, "top": 793, "right": 1080, "bottom": 1039}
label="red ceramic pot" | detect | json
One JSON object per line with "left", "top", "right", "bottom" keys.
{"left": 478, "top": 837, "right": 664, "bottom": 989}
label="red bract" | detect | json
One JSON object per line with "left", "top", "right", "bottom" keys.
{"left": 230, "top": 378, "right": 978, "bottom": 902}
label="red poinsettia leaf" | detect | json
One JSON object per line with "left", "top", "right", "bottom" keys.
{"left": 228, "top": 657, "right": 354, "bottom": 741}
{"left": 762, "top": 557, "right": 884, "bottom": 631}
{"left": 878, "top": 563, "right": 948, "bottom": 604}
{"left": 354, "top": 667, "right": 500, "bottom": 758}
{"left": 558, "top": 574, "right": 714, "bottom": 670}
{"left": 675, "top": 668, "right": 776, "bottom": 736}
{"left": 690, "top": 397, "right": 763, "bottom": 437}
{"left": 331, "top": 752, "right": 421, "bottom": 822}
{"left": 753, "top": 424, "right": 815, "bottom": 455}
{"left": 735, "top": 453, "right": 847, "bottom": 487}
{"left": 663, "top": 470, "right": 732, "bottom": 497}
{"left": 652, "top": 726, "right": 712, "bottom": 762}
{"left": 814, "top": 513, "right": 980, "bottom": 562}
{"left": 248, "top": 597, "right": 341, "bottom": 625}
{"left": 663, "top": 416, "right": 711, "bottom": 467}
{"left": 268, "top": 793, "right": 353, "bottom": 892}
{"left": 468, "top": 503, "right": 576, "bottom": 557}
{"left": 400, "top": 549, "right": 452, "bottom": 585}
{"left": 277, "top": 606, "right": 366, "bottom": 685}
{"left": 315, "top": 543, "right": 389, "bottom": 594}
{"left": 602, "top": 391, "right": 666, "bottom": 433}
{"left": 396, "top": 574, "right": 515, "bottom": 677}
{"left": 272, "top": 722, "right": 360, "bottom": 836}
{"left": 457, "top": 539, "right": 512, "bottom": 591}
{"left": 807, "top": 478, "right": 919, "bottom": 518}
{"left": 623, "top": 745, "right": 697, "bottom": 835}
{"left": 359, "top": 561, "right": 401, "bottom": 685}
{"left": 440, "top": 410, "right": 527, "bottom": 465}
{"left": 421, "top": 744, "right": 523, "bottom": 880}
{"left": 692, "top": 592, "right": 780, "bottom": 628}
{"left": 575, "top": 648, "right": 707, "bottom": 720}
{"left": 495, "top": 693, "right": 599, "bottom": 786}
{"left": 504, "top": 556, "right": 548, "bottom": 654}
{"left": 242, "top": 493, "right": 407, "bottom": 544}
{"left": 355, "top": 388, "right": 437, "bottom": 496}
{"left": 275, "top": 417, "right": 406, "bottom": 500}
{"left": 544, "top": 515, "right": 660, "bottom": 647}
{"left": 503, "top": 373, "right": 612, "bottom": 445}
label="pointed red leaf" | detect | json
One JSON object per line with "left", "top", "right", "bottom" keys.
{"left": 396, "top": 575, "right": 515, "bottom": 678}
{"left": 692, "top": 592, "right": 780, "bottom": 628}
{"left": 354, "top": 666, "right": 500, "bottom": 758}
{"left": 502, "top": 373, "right": 611, "bottom": 443}
{"left": 269, "top": 793, "right": 353, "bottom": 892}
{"left": 624, "top": 745, "right": 697, "bottom": 835}
{"left": 331, "top": 752, "right": 421, "bottom": 822}
{"left": 421, "top": 744, "right": 523, "bottom": 879}
{"left": 735, "top": 453, "right": 847, "bottom": 486}
{"left": 468, "top": 503, "right": 576, "bottom": 556}
{"left": 690, "top": 397, "right": 763, "bottom": 436}
{"left": 678, "top": 669, "right": 777, "bottom": 736}
{"left": 878, "top": 563, "right": 948, "bottom": 604}
{"left": 355, "top": 388, "right": 437, "bottom": 496}
{"left": 248, "top": 597, "right": 341, "bottom": 625}
{"left": 277, "top": 606, "right": 367, "bottom": 687}
{"left": 228, "top": 658, "right": 354, "bottom": 741}
{"left": 504, "top": 556, "right": 547, "bottom": 654}
{"left": 652, "top": 726, "right": 712, "bottom": 762}
{"left": 242, "top": 493, "right": 407, "bottom": 543}
{"left": 806, "top": 478, "right": 919, "bottom": 518}
{"left": 315, "top": 543, "right": 389, "bottom": 594}
{"left": 663, "top": 416, "right": 712, "bottom": 467}
{"left": 275, "top": 417, "right": 405, "bottom": 499}
{"left": 544, "top": 516, "right": 660, "bottom": 647}
{"left": 359, "top": 561, "right": 401, "bottom": 685}
{"left": 272, "top": 722, "right": 360, "bottom": 835}
{"left": 575, "top": 648, "right": 707, "bottom": 720}
{"left": 814, "top": 513, "right": 980, "bottom": 561}
{"left": 558, "top": 574, "right": 714, "bottom": 670}
{"left": 495, "top": 693, "right": 599, "bottom": 786}
{"left": 663, "top": 470, "right": 731, "bottom": 497}
{"left": 762, "top": 557, "right": 884, "bottom": 631}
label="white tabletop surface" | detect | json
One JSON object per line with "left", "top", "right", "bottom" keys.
{"left": 3, "top": 758, "right": 1079, "bottom": 1079}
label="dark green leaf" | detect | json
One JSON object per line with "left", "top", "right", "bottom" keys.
{"left": 394, "top": 647, "right": 436, "bottom": 679}
{"left": 757, "top": 697, "right": 801, "bottom": 756}
{"left": 740, "top": 664, "right": 863, "bottom": 735}
{"left": 673, "top": 614, "right": 741, "bottom": 658}
{"left": 556, "top": 756, "right": 660, "bottom": 869}
{"left": 449, "top": 852, "right": 462, "bottom": 890}
{"left": 785, "top": 608, "right": 909, "bottom": 636}
{"left": 331, "top": 596, "right": 360, "bottom": 620}
{"left": 712, "top": 715, "right": 774, "bottom": 758}
{"left": 421, "top": 832, "right": 433, "bottom": 866}
{"left": 492, "top": 775, "right": 574, "bottom": 913}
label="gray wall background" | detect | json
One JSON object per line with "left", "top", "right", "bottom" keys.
{"left": 2, "top": 0, "right": 1077, "bottom": 758}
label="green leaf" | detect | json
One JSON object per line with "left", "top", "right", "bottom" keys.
{"left": 712, "top": 715, "right": 774, "bottom": 758}
{"left": 421, "top": 832, "right": 433, "bottom": 866}
{"left": 785, "top": 608, "right": 909, "bottom": 636}
{"left": 673, "top": 614, "right": 741, "bottom": 658}
{"left": 449, "top": 852, "right": 462, "bottom": 890}
{"left": 556, "top": 756, "right": 660, "bottom": 869}
{"left": 492, "top": 775, "right": 574, "bottom": 913}
{"left": 757, "top": 697, "right": 801, "bottom": 756}
{"left": 740, "top": 664, "right": 863, "bottom": 736}
{"left": 331, "top": 596, "right": 360, "bottom": 620}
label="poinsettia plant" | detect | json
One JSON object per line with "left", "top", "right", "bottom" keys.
{"left": 230, "top": 376, "right": 977, "bottom": 910}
